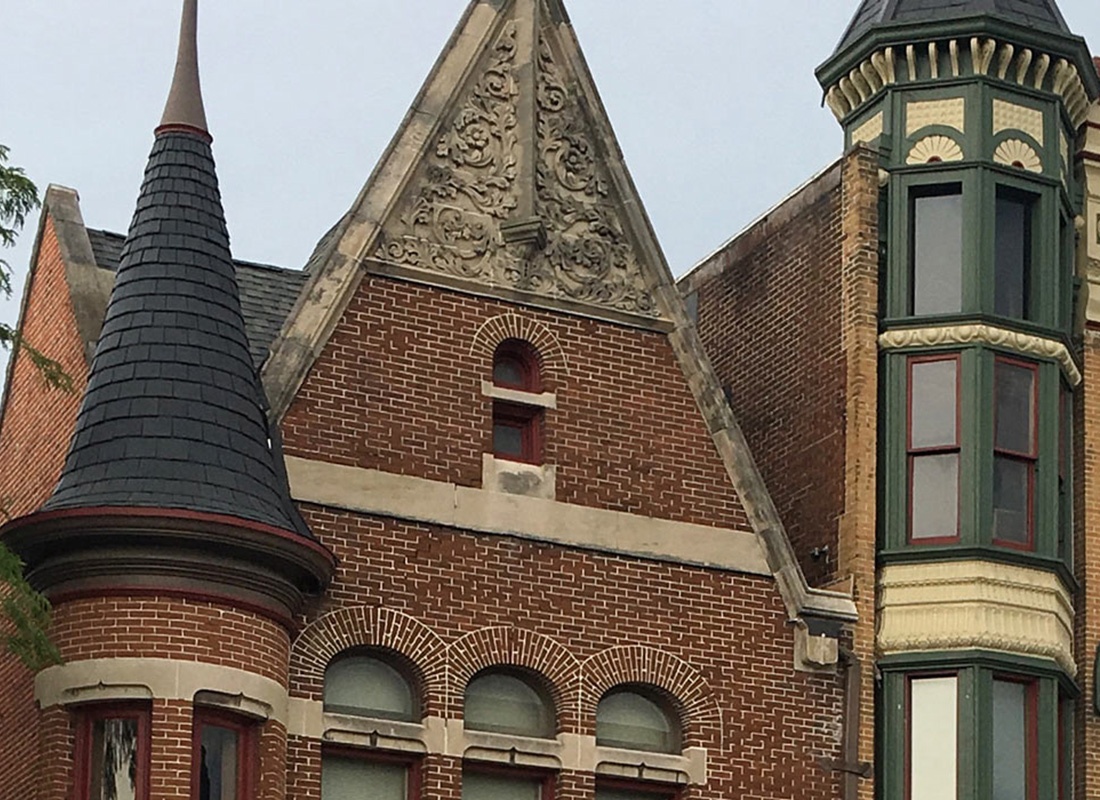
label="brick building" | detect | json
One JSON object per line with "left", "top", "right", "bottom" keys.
{"left": 0, "top": 2, "right": 1097, "bottom": 800}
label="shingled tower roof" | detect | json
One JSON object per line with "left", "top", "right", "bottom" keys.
{"left": 41, "top": 0, "right": 310, "bottom": 538}
{"left": 837, "top": 0, "right": 1070, "bottom": 51}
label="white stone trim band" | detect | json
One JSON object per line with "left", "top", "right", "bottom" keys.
{"left": 35, "top": 658, "right": 289, "bottom": 724}
{"left": 284, "top": 456, "right": 771, "bottom": 576}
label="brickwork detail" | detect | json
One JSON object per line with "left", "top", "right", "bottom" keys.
{"left": 282, "top": 280, "right": 749, "bottom": 531}
{"left": 470, "top": 312, "right": 569, "bottom": 378}
{"left": 580, "top": 645, "right": 723, "bottom": 747}
{"left": 448, "top": 627, "right": 580, "bottom": 721}
{"left": 0, "top": 216, "right": 89, "bottom": 518}
{"left": 290, "top": 605, "right": 446, "bottom": 705}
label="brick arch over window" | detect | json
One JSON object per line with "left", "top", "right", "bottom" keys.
{"left": 470, "top": 313, "right": 570, "bottom": 383}
{"left": 446, "top": 627, "right": 580, "bottom": 727}
{"left": 581, "top": 646, "right": 723, "bottom": 749}
{"left": 289, "top": 607, "right": 446, "bottom": 713}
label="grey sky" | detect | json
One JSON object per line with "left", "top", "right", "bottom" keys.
{"left": 2, "top": 1, "right": 1098, "bottom": 369}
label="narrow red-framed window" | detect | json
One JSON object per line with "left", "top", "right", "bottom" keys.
{"left": 461, "top": 764, "right": 554, "bottom": 800}
{"left": 191, "top": 708, "right": 257, "bottom": 800}
{"left": 992, "top": 676, "right": 1039, "bottom": 800}
{"left": 904, "top": 673, "right": 958, "bottom": 800}
{"left": 993, "top": 357, "right": 1039, "bottom": 549}
{"left": 321, "top": 746, "right": 419, "bottom": 800}
{"left": 73, "top": 702, "right": 151, "bottom": 800}
{"left": 491, "top": 340, "right": 544, "bottom": 464}
{"left": 907, "top": 354, "right": 961, "bottom": 544}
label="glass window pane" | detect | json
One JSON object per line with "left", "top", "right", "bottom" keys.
{"left": 995, "top": 363, "right": 1035, "bottom": 455}
{"left": 465, "top": 673, "right": 554, "bottom": 738}
{"left": 993, "top": 680, "right": 1029, "bottom": 800}
{"left": 993, "top": 457, "right": 1030, "bottom": 544}
{"left": 912, "top": 192, "right": 963, "bottom": 315}
{"left": 910, "top": 676, "right": 957, "bottom": 800}
{"left": 596, "top": 691, "right": 679, "bottom": 753}
{"left": 995, "top": 194, "right": 1032, "bottom": 319}
{"left": 462, "top": 772, "right": 542, "bottom": 800}
{"left": 493, "top": 423, "right": 525, "bottom": 459}
{"left": 90, "top": 717, "right": 139, "bottom": 800}
{"left": 324, "top": 656, "right": 416, "bottom": 721}
{"left": 199, "top": 725, "right": 238, "bottom": 800}
{"left": 322, "top": 758, "right": 407, "bottom": 800}
{"left": 910, "top": 359, "right": 957, "bottom": 448}
{"left": 494, "top": 357, "right": 526, "bottom": 388}
{"left": 911, "top": 454, "right": 958, "bottom": 540}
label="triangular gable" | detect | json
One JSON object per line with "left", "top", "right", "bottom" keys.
{"left": 262, "top": 0, "right": 856, "bottom": 627}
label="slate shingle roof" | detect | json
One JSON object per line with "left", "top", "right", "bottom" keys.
{"left": 43, "top": 130, "right": 311, "bottom": 537}
{"left": 86, "top": 228, "right": 306, "bottom": 368}
{"left": 838, "top": 0, "right": 1070, "bottom": 50}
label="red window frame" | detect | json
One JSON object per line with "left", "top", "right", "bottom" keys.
{"left": 74, "top": 702, "right": 152, "bottom": 800}
{"left": 493, "top": 340, "right": 542, "bottom": 393}
{"left": 992, "top": 357, "right": 1039, "bottom": 550}
{"left": 462, "top": 764, "right": 555, "bottom": 800}
{"left": 322, "top": 746, "right": 420, "bottom": 800}
{"left": 906, "top": 354, "right": 962, "bottom": 544}
{"left": 992, "top": 675, "right": 1039, "bottom": 800}
{"left": 903, "top": 672, "right": 958, "bottom": 800}
{"left": 191, "top": 708, "right": 257, "bottom": 800}
{"left": 492, "top": 403, "right": 543, "bottom": 464}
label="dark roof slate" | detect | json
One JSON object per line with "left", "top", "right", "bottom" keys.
{"left": 837, "top": 0, "right": 1070, "bottom": 50}
{"left": 86, "top": 228, "right": 305, "bottom": 368}
{"left": 44, "top": 130, "right": 311, "bottom": 537}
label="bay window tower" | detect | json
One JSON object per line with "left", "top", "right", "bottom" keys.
{"left": 818, "top": 2, "right": 1098, "bottom": 798}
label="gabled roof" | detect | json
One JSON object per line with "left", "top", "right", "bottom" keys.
{"left": 259, "top": 0, "right": 856, "bottom": 626}
{"left": 837, "top": 0, "right": 1070, "bottom": 51}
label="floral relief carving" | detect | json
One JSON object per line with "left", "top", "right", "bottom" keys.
{"left": 533, "top": 36, "right": 658, "bottom": 317}
{"left": 375, "top": 20, "right": 520, "bottom": 280}
{"left": 373, "top": 18, "right": 660, "bottom": 321}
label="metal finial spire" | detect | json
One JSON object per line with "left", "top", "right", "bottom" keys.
{"left": 158, "top": 0, "right": 209, "bottom": 136}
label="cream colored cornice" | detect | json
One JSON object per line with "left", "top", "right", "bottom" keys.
{"left": 879, "top": 323, "right": 1081, "bottom": 385}
{"left": 877, "top": 561, "right": 1075, "bottom": 675}
{"left": 826, "top": 38, "right": 1090, "bottom": 128}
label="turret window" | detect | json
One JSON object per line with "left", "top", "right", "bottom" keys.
{"left": 993, "top": 358, "right": 1038, "bottom": 548}
{"left": 907, "top": 355, "right": 960, "bottom": 543}
{"left": 910, "top": 186, "right": 963, "bottom": 316}
{"left": 994, "top": 190, "right": 1035, "bottom": 320}
{"left": 75, "top": 704, "right": 150, "bottom": 800}
{"left": 992, "top": 677, "right": 1038, "bottom": 800}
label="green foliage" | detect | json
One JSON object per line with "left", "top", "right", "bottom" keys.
{"left": 0, "top": 145, "right": 64, "bottom": 670}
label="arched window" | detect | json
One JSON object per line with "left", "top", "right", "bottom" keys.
{"left": 323, "top": 652, "right": 418, "bottom": 721}
{"left": 464, "top": 670, "right": 555, "bottom": 738}
{"left": 491, "top": 340, "right": 543, "bottom": 464}
{"left": 596, "top": 687, "right": 681, "bottom": 753}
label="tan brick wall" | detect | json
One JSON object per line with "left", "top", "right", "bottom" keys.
{"left": 0, "top": 215, "right": 89, "bottom": 518}
{"left": 280, "top": 278, "right": 750, "bottom": 531}
{"left": 688, "top": 162, "right": 848, "bottom": 587}
{"left": 1077, "top": 331, "right": 1100, "bottom": 799}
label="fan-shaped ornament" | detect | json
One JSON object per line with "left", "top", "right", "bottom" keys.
{"left": 994, "top": 139, "right": 1042, "bottom": 173}
{"left": 906, "top": 135, "right": 964, "bottom": 165}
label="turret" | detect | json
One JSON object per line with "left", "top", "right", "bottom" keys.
{"left": 0, "top": 2, "right": 333, "bottom": 796}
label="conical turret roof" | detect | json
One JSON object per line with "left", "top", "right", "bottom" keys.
{"left": 837, "top": 0, "right": 1070, "bottom": 52}
{"left": 42, "top": 0, "right": 310, "bottom": 538}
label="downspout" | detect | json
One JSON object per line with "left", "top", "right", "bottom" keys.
{"left": 838, "top": 644, "right": 871, "bottom": 800}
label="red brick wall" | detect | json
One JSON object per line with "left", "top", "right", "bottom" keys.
{"left": 0, "top": 215, "right": 89, "bottom": 519}
{"left": 284, "top": 506, "right": 846, "bottom": 800}
{"left": 50, "top": 595, "right": 291, "bottom": 686}
{"left": 686, "top": 163, "right": 848, "bottom": 587}
{"left": 281, "top": 278, "right": 749, "bottom": 530}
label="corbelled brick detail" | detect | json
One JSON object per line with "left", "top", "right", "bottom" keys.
{"left": 281, "top": 278, "right": 750, "bottom": 531}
